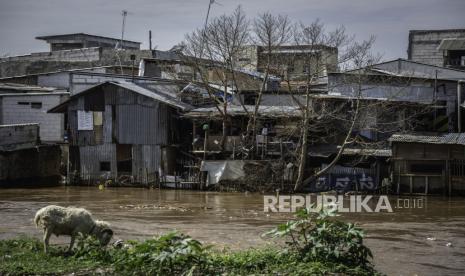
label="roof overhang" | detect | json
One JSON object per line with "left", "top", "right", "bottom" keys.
{"left": 48, "top": 81, "right": 192, "bottom": 113}
{"left": 437, "top": 38, "right": 465, "bottom": 51}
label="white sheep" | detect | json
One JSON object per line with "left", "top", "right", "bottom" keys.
{"left": 34, "top": 205, "right": 113, "bottom": 253}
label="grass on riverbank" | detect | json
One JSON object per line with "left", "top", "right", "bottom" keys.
{"left": 0, "top": 237, "right": 377, "bottom": 275}
{"left": 0, "top": 208, "right": 380, "bottom": 275}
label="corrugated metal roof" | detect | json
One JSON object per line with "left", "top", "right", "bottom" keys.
{"left": 184, "top": 105, "right": 303, "bottom": 118}
{"left": 437, "top": 38, "right": 465, "bottom": 51}
{"left": 0, "top": 83, "right": 59, "bottom": 92}
{"left": 342, "top": 148, "right": 392, "bottom": 157}
{"left": 48, "top": 80, "right": 192, "bottom": 113}
{"left": 113, "top": 81, "right": 191, "bottom": 110}
{"left": 389, "top": 133, "right": 465, "bottom": 145}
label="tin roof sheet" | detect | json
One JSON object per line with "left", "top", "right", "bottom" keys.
{"left": 389, "top": 133, "right": 465, "bottom": 145}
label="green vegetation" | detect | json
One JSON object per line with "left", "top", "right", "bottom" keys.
{"left": 0, "top": 208, "right": 379, "bottom": 275}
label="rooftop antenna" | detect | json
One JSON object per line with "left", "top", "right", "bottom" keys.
{"left": 120, "top": 10, "right": 128, "bottom": 49}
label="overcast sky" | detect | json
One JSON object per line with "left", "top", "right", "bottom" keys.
{"left": 0, "top": 0, "right": 464, "bottom": 60}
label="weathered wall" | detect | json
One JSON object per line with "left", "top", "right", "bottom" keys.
{"left": 0, "top": 144, "right": 61, "bottom": 186}
{"left": 0, "top": 123, "right": 39, "bottom": 150}
{"left": 408, "top": 30, "right": 465, "bottom": 66}
{"left": 0, "top": 94, "right": 68, "bottom": 142}
{"left": 66, "top": 84, "right": 175, "bottom": 183}
{"left": 0, "top": 48, "right": 152, "bottom": 78}
{"left": 78, "top": 143, "right": 117, "bottom": 180}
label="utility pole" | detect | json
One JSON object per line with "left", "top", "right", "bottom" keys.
{"left": 120, "top": 10, "right": 128, "bottom": 49}
{"left": 149, "top": 30, "right": 152, "bottom": 50}
{"left": 199, "top": 0, "right": 216, "bottom": 58}
{"left": 204, "top": 0, "right": 214, "bottom": 30}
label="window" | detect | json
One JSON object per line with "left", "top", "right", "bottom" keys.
{"left": 31, "top": 102, "right": 42, "bottom": 109}
{"left": 17, "top": 102, "right": 43, "bottom": 109}
{"left": 100, "top": 162, "right": 111, "bottom": 171}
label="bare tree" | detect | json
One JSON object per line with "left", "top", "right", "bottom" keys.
{"left": 182, "top": 6, "right": 250, "bottom": 150}
{"left": 285, "top": 20, "right": 356, "bottom": 190}
{"left": 244, "top": 12, "right": 293, "bottom": 146}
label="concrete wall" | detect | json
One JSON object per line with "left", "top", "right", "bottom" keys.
{"left": 408, "top": 30, "right": 465, "bottom": 66}
{"left": 0, "top": 47, "right": 102, "bottom": 63}
{"left": 37, "top": 72, "right": 72, "bottom": 89}
{"left": 0, "top": 94, "right": 68, "bottom": 142}
{"left": 0, "top": 48, "right": 152, "bottom": 78}
{"left": 0, "top": 123, "right": 38, "bottom": 150}
{"left": 0, "top": 144, "right": 61, "bottom": 186}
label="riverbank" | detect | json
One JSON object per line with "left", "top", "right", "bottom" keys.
{"left": 0, "top": 235, "right": 378, "bottom": 275}
{"left": 1, "top": 207, "right": 378, "bottom": 275}
{"left": 1, "top": 187, "right": 465, "bottom": 275}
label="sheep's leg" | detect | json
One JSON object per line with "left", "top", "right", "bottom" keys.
{"left": 43, "top": 228, "right": 51, "bottom": 254}
{"left": 68, "top": 235, "right": 76, "bottom": 252}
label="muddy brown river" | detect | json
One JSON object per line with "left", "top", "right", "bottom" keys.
{"left": 0, "top": 187, "right": 464, "bottom": 276}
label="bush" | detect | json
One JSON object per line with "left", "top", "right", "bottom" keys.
{"left": 111, "top": 232, "right": 211, "bottom": 275}
{"left": 264, "top": 205, "right": 374, "bottom": 268}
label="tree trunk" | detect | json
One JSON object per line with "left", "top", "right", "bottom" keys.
{"left": 298, "top": 83, "right": 362, "bottom": 190}
{"left": 294, "top": 76, "right": 312, "bottom": 191}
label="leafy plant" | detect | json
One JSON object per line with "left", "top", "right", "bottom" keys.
{"left": 112, "top": 231, "right": 212, "bottom": 275}
{"left": 73, "top": 234, "right": 113, "bottom": 263}
{"left": 264, "top": 205, "right": 373, "bottom": 268}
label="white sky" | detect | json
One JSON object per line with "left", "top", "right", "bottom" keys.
{"left": 0, "top": 0, "right": 464, "bottom": 60}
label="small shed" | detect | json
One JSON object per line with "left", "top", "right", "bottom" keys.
{"left": 49, "top": 80, "right": 191, "bottom": 184}
{"left": 390, "top": 133, "right": 465, "bottom": 195}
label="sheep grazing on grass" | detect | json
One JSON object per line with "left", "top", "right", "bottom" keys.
{"left": 34, "top": 205, "right": 113, "bottom": 253}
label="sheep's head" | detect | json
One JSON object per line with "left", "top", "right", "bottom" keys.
{"left": 93, "top": 220, "right": 113, "bottom": 246}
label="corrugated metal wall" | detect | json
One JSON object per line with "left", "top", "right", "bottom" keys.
{"left": 132, "top": 144, "right": 161, "bottom": 183}
{"left": 67, "top": 85, "right": 174, "bottom": 183}
{"left": 104, "top": 105, "right": 112, "bottom": 143}
{"left": 79, "top": 143, "right": 116, "bottom": 181}
{"left": 116, "top": 102, "right": 169, "bottom": 145}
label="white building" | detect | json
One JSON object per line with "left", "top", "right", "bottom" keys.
{"left": 0, "top": 83, "right": 69, "bottom": 142}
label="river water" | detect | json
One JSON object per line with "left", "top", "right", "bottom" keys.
{"left": 0, "top": 187, "right": 464, "bottom": 276}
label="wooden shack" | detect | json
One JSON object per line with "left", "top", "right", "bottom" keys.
{"left": 49, "top": 80, "right": 191, "bottom": 185}
{"left": 390, "top": 133, "right": 465, "bottom": 195}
